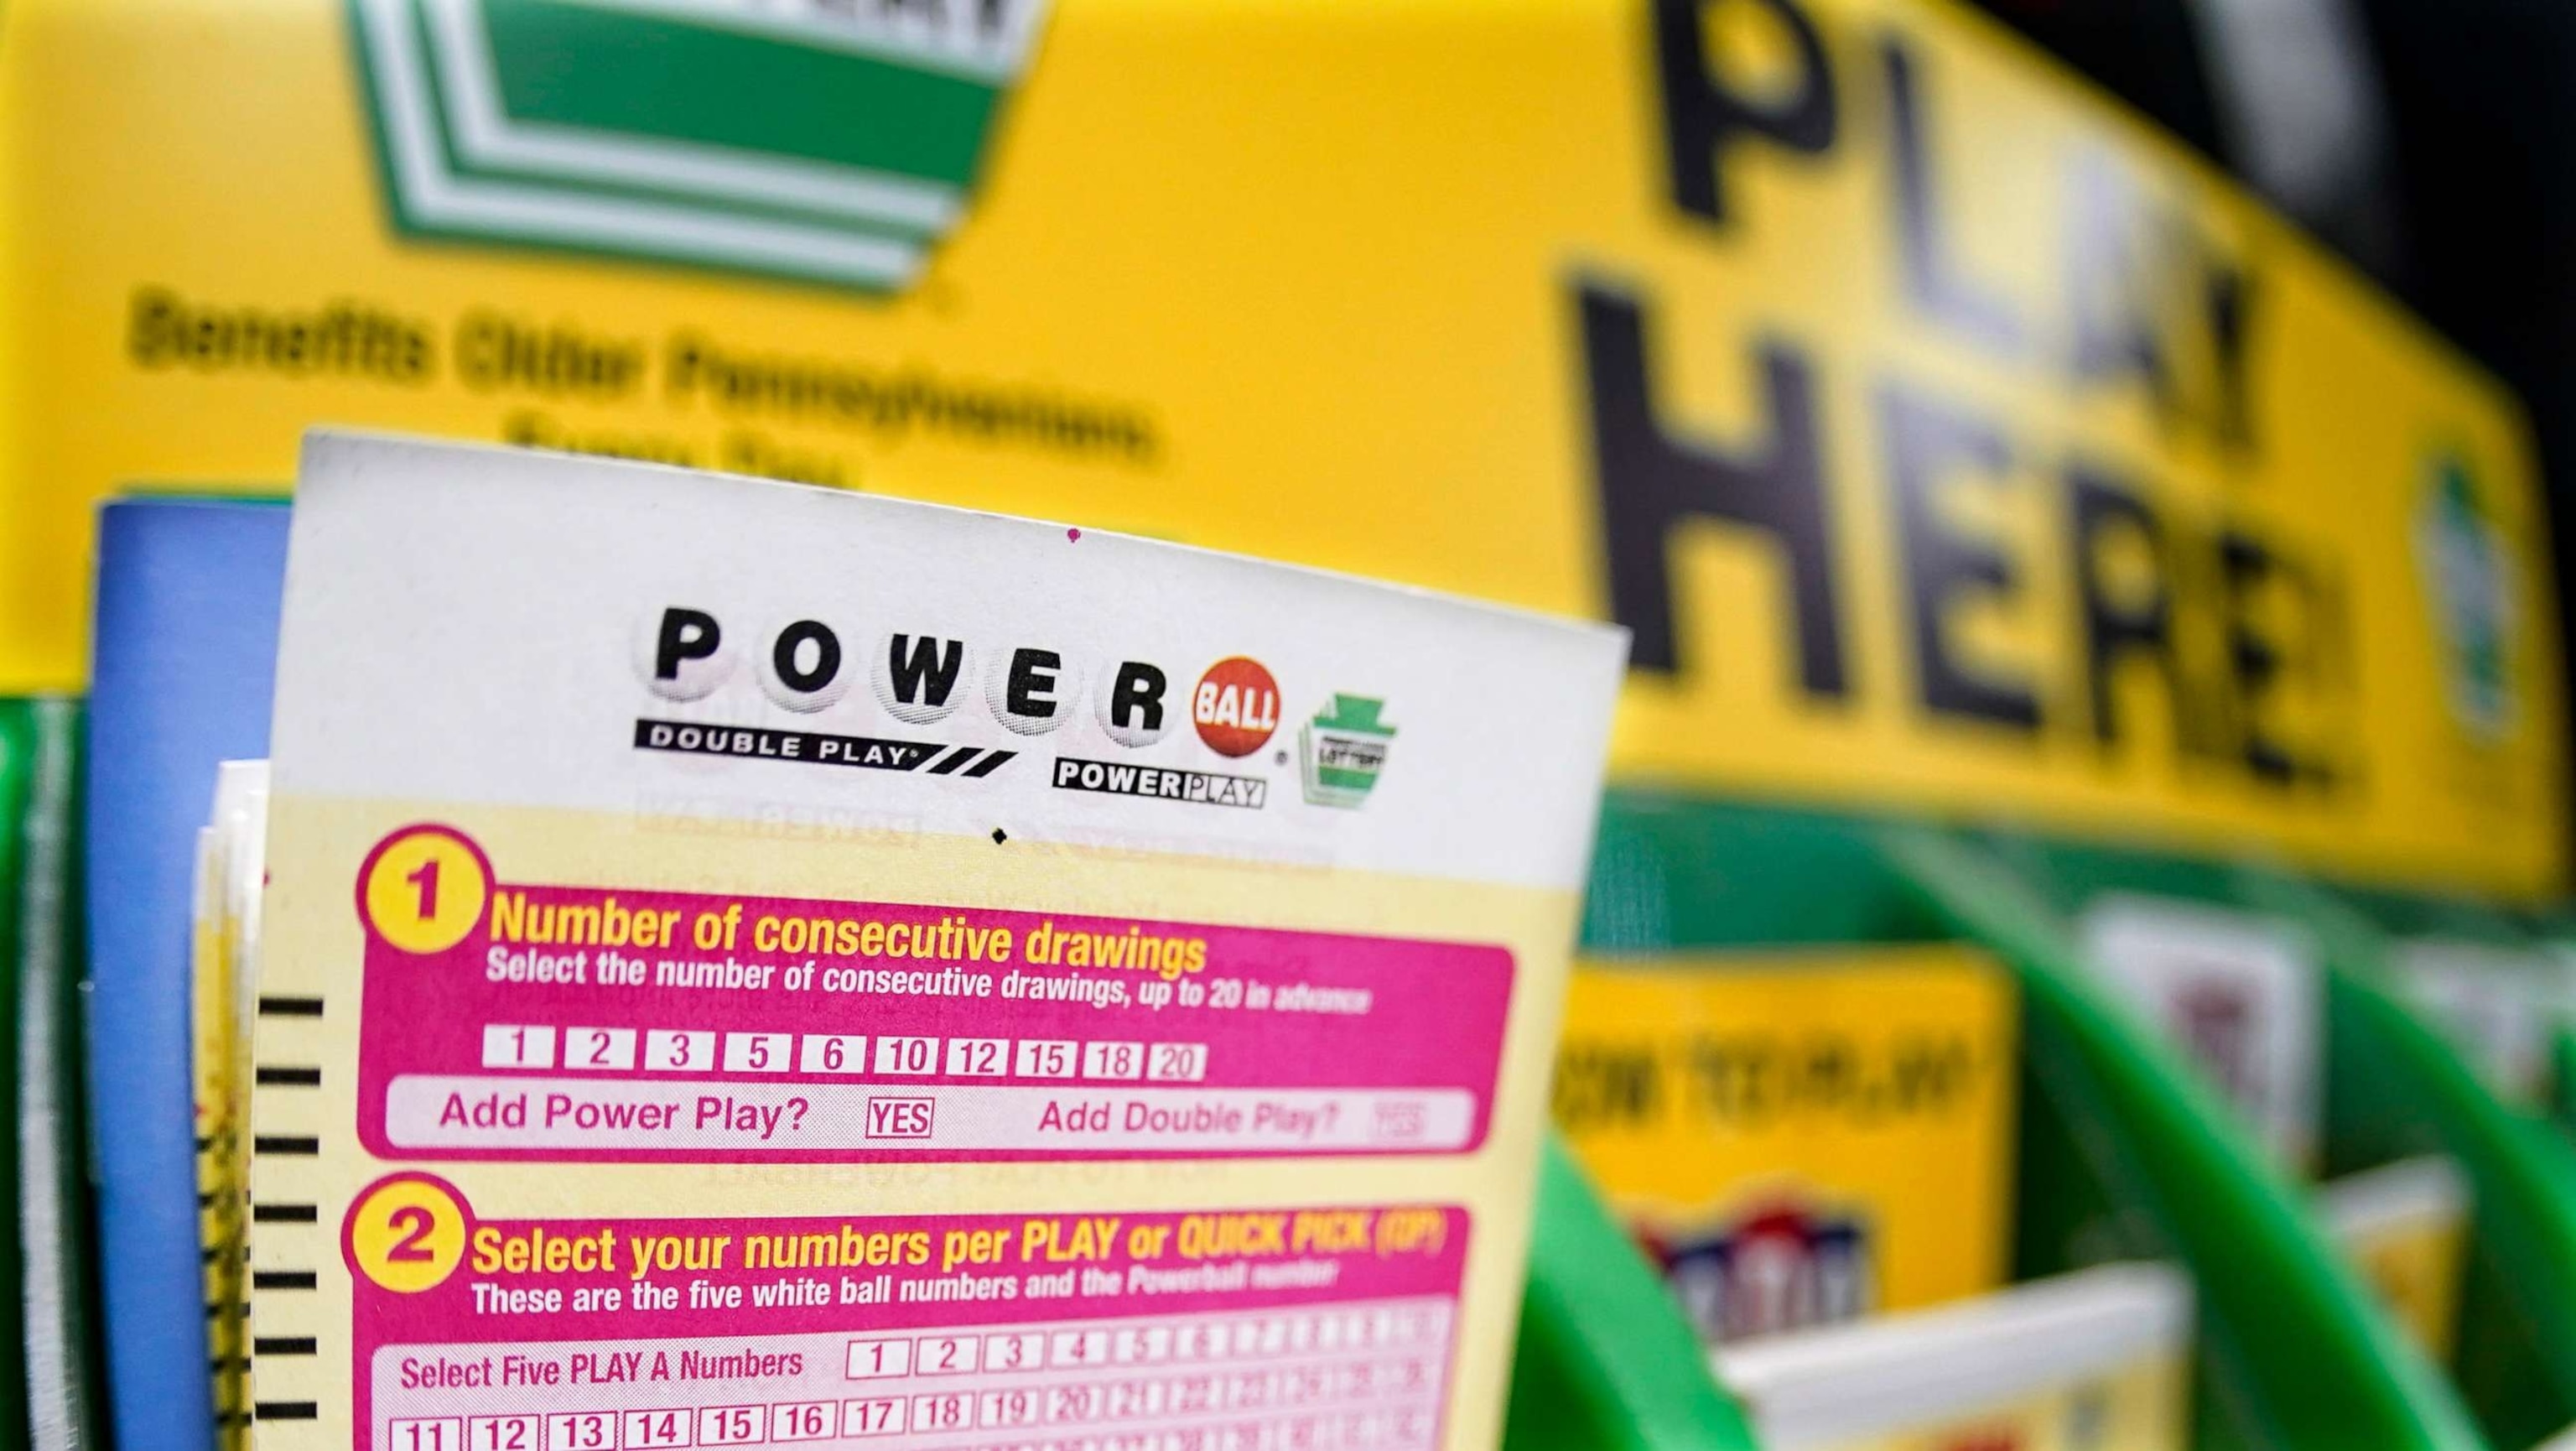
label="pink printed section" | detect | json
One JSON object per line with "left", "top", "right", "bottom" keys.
{"left": 354, "top": 830, "right": 1514, "bottom": 1164}
{"left": 351, "top": 1186, "right": 1467, "bottom": 1451}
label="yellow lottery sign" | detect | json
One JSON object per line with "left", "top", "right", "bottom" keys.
{"left": 1553, "top": 946, "right": 2018, "bottom": 1339}
{"left": 0, "top": 0, "right": 2558, "bottom": 893}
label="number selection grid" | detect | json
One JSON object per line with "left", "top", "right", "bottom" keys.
{"left": 484, "top": 1030, "right": 1211, "bottom": 1084}
{"left": 380, "top": 1298, "right": 1452, "bottom": 1451}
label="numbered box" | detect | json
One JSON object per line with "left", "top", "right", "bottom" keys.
{"left": 1145, "top": 1043, "right": 1209, "bottom": 1082}
{"left": 979, "top": 1388, "right": 1045, "bottom": 1430}
{"left": 696, "top": 1406, "right": 763, "bottom": 1446}
{"left": 468, "top": 1415, "right": 543, "bottom": 1451}
{"left": 1281, "top": 1312, "right": 1319, "bottom": 1352}
{"left": 545, "top": 1411, "right": 620, "bottom": 1449}
{"left": 722, "top": 1032, "right": 795, "bottom": 1074}
{"left": 845, "top": 1336, "right": 913, "bottom": 1379}
{"left": 564, "top": 1027, "right": 639, "bottom": 1072}
{"left": 1281, "top": 1364, "right": 1333, "bottom": 1406}
{"left": 799, "top": 1034, "right": 866, "bottom": 1074}
{"left": 1364, "top": 1308, "right": 1399, "bottom": 1350}
{"left": 1014, "top": 1039, "right": 1078, "bottom": 1078}
{"left": 1081, "top": 1041, "right": 1145, "bottom": 1080}
{"left": 480, "top": 1024, "right": 555, "bottom": 1069}
{"left": 872, "top": 1036, "right": 939, "bottom": 1075}
{"left": 1049, "top": 1328, "right": 1112, "bottom": 1367}
{"left": 1044, "top": 1382, "right": 1104, "bottom": 1425}
{"left": 1416, "top": 1301, "right": 1454, "bottom": 1341}
{"left": 1105, "top": 1379, "right": 1165, "bottom": 1420}
{"left": 915, "top": 1333, "right": 980, "bottom": 1376}
{"left": 839, "top": 1398, "right": 905, "bottom": 1438}
{"left": 767, "top": 1402, "right": 835, "bottom": 1443}
{"left": 1173, "top": 1320, "right": 1228, "bottom": 1361}
{"left": 389, "top": 1418, "right": 465, "bottom": 1451}
{"left": 641, "top": 1029, "right": 717, "bottom": 1074}
{"left": 983, "top": 1330, "right": 1047, "bottom": 1373}
{"left": 908, "top": 1393, "right": 974, "bottom": 1435}
{"left": 943, "top": 1037, "right": 1010, "bottom": 1077}
{"left": 622, "top": 1408, "right": 693, "bottom": 1448}
{"left": 1224, "top": 1369, "right": 1275, "bottom": 1411}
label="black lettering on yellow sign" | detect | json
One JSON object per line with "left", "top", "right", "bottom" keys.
{"left": 1883, "top": 39, "right": 2021, "bottom": 358}
{"left": 1652, "top": 0, "right": 1839, "bottom": 226}
{"left": 1581, "top": 287, "right": 1841, "bottom": 690}
{"left": 1553, "top": 1028, "right": 1989, "bottom": 1133}
{"left": 1585, "top": 0, "right": 2350, "bottom": 793}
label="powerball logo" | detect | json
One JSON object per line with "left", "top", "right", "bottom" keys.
{"left": 628, "top": 606, "right": 1403, "bottom": 813}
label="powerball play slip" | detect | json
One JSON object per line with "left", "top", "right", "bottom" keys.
{"left": 242, "top": 434, "right": 1628, "bottom": 1451}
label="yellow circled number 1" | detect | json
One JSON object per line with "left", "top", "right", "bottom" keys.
{"left": 361, "top": 828, "right": 489, "bottom": 954}
{"left": 350, "top": 1178, "right": 467, "bottom": 1293}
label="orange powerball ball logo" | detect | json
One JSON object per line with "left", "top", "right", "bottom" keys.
{"left": 1192, "top": 658, "right": 1280, "bottom": 757}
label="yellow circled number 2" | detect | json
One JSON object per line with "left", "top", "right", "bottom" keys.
{"left": 350, "top": 1178, "right": 467, "bottom": 1293}
{"left": 362, "top": 828, "right": 489, "bottom": 954}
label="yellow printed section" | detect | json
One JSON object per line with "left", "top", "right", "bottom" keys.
{"left": 0, "top": 0, "right": 2559, "bottom": 895}
{"left": 190, "top": 828, "right": 245, "bottom": 1447}
{"left": 1552, "top": 945, "right": 2016, "bottom": 1339}
{"left": 243, "top": 798, "right": 1587, "bottom": 1451}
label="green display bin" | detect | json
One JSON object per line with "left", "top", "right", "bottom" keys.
{"left": 1972, "top": 832, "right": 2576, "bottom": 1448}
{"left": 2245, "top": 876, "right": 2576, "bottom": 1451}
{"left": 1504, "top": 1137, "right": 1760, "bottom": 1451}
{"left": 2556, "top": 1025, "right": 2576, "bottom": 1134}
{"left": 1581, "top": 790, "right": 2484, "bottom": 1451}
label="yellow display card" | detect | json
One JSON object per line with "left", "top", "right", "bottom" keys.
{"left": 0, "top": 0, "right": 2559, "bottom": 897}
{"left": 1553, "top": 944, "right": 2017, "bottom": 1339}
{"left": 2318, "top": 1157, "right": 2470, "bottom": 1361}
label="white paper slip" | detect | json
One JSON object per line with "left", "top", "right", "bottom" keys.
{"left": 1717, "top": 1262, "right": 2194, "bottom": 1451}
{"left": 245, "top": 432, "right": 1628, "bottom": 1451}
{"left": 2079, "top": 894, "right": 2324, "bottom": 1171}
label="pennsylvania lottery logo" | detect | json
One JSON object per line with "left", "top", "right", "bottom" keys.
{"left": 347, "top": 0, "right": 1051, "bottom": 291}
{"left": 1299, "top": 694, "right": 1394, "bottom": 809}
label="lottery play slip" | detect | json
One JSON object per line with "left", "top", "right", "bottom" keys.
{"left": 242, "top": 434, "right": 1629, "bottom": 1451}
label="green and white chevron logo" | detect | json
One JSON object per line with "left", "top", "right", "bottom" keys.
{"left": 348, "top": 0, "right": 1048, "bottom": 290}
